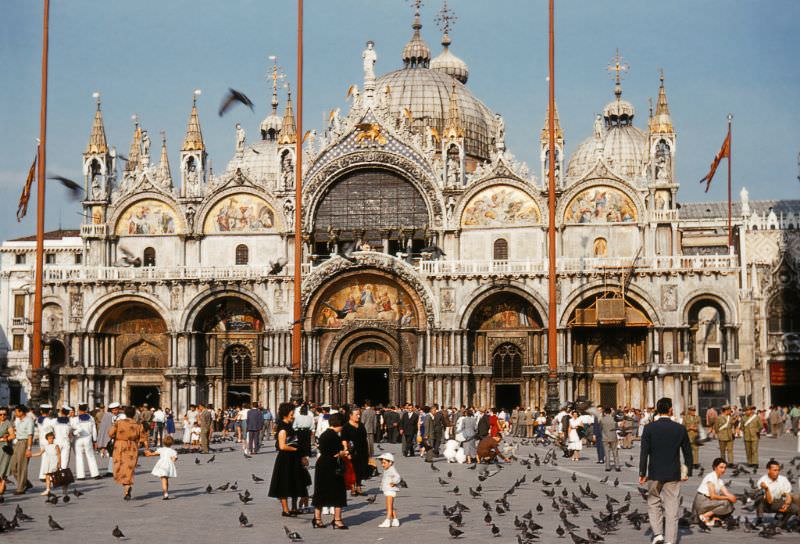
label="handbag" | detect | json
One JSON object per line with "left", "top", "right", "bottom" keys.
{"left": 2, "top": 443, "right": 13, "bottom": 456}
{"left": 51, "top": 467, "right": 75, "bottom": 487}
{"left": 334, "top": 457, "right": 345, "bottom": 477}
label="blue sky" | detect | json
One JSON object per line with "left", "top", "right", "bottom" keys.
{"left": 1, "top": 0, "right": 798, "bottom": 240}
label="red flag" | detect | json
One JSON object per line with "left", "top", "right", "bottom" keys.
{"left": 699, "top": 131, "right": 730, "bottom": 193}
{"left": 16, "top": 153, "right": 37, "bottom": 222}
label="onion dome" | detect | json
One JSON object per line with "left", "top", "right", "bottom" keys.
{"left": 402, "top": 8, "right": 430, "bottom": 68}
{"left": 431, "top": 33, "right": 469, "bottom": 84}
{"left": 260, "top": 92, "right": 283, "bottom": 141}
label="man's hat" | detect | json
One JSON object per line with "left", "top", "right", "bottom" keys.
{"left": 108, "top": 402, "right": 120, "bottom": 409}
{"left": 40, "top": 404, "right": 52, "bottom": 410}
{"left": 688, "top": 406, "right": 696, "bottom": 410}
{"left": 78, "top": 403, "right": 89, "bottom": 411}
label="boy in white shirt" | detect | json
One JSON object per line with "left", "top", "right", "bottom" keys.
{"left": 377, "top": 452, "right": 401, "bottom": 528}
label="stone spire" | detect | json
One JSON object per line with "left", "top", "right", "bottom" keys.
{"left": 159, "top": 131, "right": 171, "bottom": 180}
{"left": 85, "top": 92, "right": 108, "bottom": 155}
{"left": 278, "top": 87, "right": 297, "bottom": 145}
{"left": 649, "top": 70, "right": 674, "bottom": 134}
{"left": 182, "top": 90, "right": 205, "bottom": 151}
{"left": 126, "top": 115, "right": 142, "bottom": 171}
{"left": 402, "top": 1, "right": 431, "bottom": 68}
{"left": 540, "top": 102, "right": 564, "bottom": 144}
{"left": 442, "top": 82, "right": 464, "bottom": 140}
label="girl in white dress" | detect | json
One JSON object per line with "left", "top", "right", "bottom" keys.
{"left": 144, "top": 435, "right": 177, "bottom": 499}
{"left": 567, "top": 411, "right": 584, "bottom": 461}
{"left": 30, "top": 432, "right": 60, "bottom": 495}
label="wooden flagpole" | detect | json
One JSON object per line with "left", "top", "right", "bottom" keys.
{"left": 290, "top": 0, "right": 304, "bottom": 402}
{"left": 546, "top": 0, "right": 560, "bottom": 412}
{"left": 31, "top": 0, "right": 51, "bottom": 406}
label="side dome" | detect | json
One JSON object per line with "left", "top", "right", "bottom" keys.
{"left": 376, "top": 68, "right": 495, "bottom": 160}
{"left": 260, "top": 113, "right": 283, "bottom": 141}
{"left": 566, "top": 96, "right": 648, "bottom": 181}
{"left": 430, "top": 35, "right": 469, "bottom": 84}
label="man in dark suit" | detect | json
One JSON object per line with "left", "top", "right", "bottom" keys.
{"left": 477, "top": 410, "right": 491, "bottom": 440}
{"left": 245, "top": 402, "right": 264, "bottom": 454}
{"left": 383, "top": 406, "right": 401, "bottom": 443}
{"left": 430, "top": 404, "right": 446, "bottom": 456}
{"left": 639, "top": 397, "right": 693, "bottom": 544}
{"left": 399, "top": 404, "right": 419, "bottom": 457}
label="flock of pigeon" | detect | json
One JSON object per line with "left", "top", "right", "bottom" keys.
{"left": 1, "top": 432, "right": 799, "bottom": 542}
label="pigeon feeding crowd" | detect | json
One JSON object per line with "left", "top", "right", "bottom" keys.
{"left": 0, "top": 398, "right": 799, "bottom": 543}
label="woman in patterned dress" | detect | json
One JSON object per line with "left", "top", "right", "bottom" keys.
{"left": 108, "top": 405, "right": 149, "bottom": 500}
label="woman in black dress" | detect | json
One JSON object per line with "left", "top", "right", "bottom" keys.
{"left": 268, "top": 402, "right": 309, "bottom": 516}
{"left": 312, "top": 412, "right": 348, "bottom": 529}
{"left": 340, "top": 407, "right": 370, "bottom": 496}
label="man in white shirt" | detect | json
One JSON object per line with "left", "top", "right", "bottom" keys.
{"left": 152, "top": 407, "right": 166, "bottom": 447}
{"left": 756, "top": 459, "right": 799, "bottom": 525}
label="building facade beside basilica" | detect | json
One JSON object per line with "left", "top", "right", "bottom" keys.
{"left": 1, "top": 12, "right": 798, "bottom": 416}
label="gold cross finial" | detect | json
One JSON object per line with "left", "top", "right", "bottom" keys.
{"left": 435, "top": 0, "right": 457, "bottom": 36}
{"left": 607, "top": 49, "right": 629, "bottom": 85}
{"left": 407, "top": 0, "right": 424, "bottom": 16}
{"left": 268, "top": 55, "right": 286, "bottom": 96}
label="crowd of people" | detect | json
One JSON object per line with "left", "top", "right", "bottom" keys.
{"left": 0, "top": 397, "right": 798, "bottom": 536}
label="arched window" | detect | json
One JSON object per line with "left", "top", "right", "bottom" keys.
{"left": 235, "top": 244, "right": 249, "bottom": 265}
{"left": 143, "top": 247, "right": 156, "bottom": 267}
{"left": 493, "top": 238, "right": 509, "bottom": 261}
{"left": 224, "top": 345, "right": 252, "bottom": 382}
{"left": 593, "top": 237, "right": 608, "bottom": 257}
{"left": 492, "top": 343, "right": 523, "bottom": 379}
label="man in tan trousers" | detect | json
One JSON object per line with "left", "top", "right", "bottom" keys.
{"left": 742, "top": 405, "right": 761, "bottom": 468}
{"left": 713, "top": 405, "right": 734, "bottom": 465}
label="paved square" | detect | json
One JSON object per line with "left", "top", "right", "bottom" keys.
{"left": 1, "top": 434, "right": 798, "bottom": 543}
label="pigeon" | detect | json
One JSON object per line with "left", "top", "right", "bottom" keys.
{"left": 556, "top": 525, "right": 566, "bottom": 538}
{"left": 563, "top": 519, "right": 579, "bottom": 531}
{"left": 447, "top": 471, "right": 453, "bottom": 478}
{"left": 239, "top": 512, "right": 252, "bottom": 528}
{"left": 469, "top": 488, "right": 482, "bottom": 498}
{"left": 46, "top": 493, "right": 59, "bottom": 505}
{"left": 206, "top": 484, "right": 213, "bottom": 493}
{"left": 438, "top": 477, "right": 449, "bottom": 486}
{"left": 48, "top": 516, "right": 64, "bottom": 530}
{"left": 195, "top": 457, "right": 201, "bottom": 465}
{"left": 112, "top": 525, "right": 125, "bottom": 539}
{"left": 72, "top": 489, "right": 84, "bottom": 498}
{"left": 283, "top": 525, "right": 303, "bottom": 541}
{"left": 219, "top": 88, "right": 255, "bottom": 117}
{"left": 449, "top": 524, "right": 464, "bottom": 538}
{"left": 238, "top": 493, "right": 253, "bottom": 504}
{"left": 491, "top": 523, "right": 501, "bottom": 537}
{"left": 398, "top": 479, "right": 408, "bottom": 488}
{"left": 430, "top": 463, "right": 441, "bottom": 472}
{"left": 587, "top": 528, "right": 605, "bottom": 542}
{"left": 217, "top": 482, "right": 230, "bottom": 491}
{"left": 231, "top": 481, "right": 239, "bottom": 491}
{"left": 536, "top": 503, "right": 543, "bottom": 513}
{"left": 569, "top": 532, "right": 591, "bottom": 544}
{"left": 63, "top": 495, "right": 71, "bottom": 504}
{"left": 269, "top": 257, "right": 289, "bottom": 275}
{"left": 449, "top": 486, "right": 460, "bottom": 495}
{"left": 14, "top": 506, "right": 33, "bottom": 522}
{"left": 599, "top": 476, "right": 609, "bottom": 484}
{"left": 484, "top": 512, "right": 492, "bottom": 524}
{"left": 207, "top": 455, "right": 216, "bottom": 463}
{"left": 449, "top": 512, "right": 463, "bottom": 526}
{"left": 365, "top": 494, "right": 377, "bottom": 504}
{"left": 613, "top": 478, "right": 619, "bottom": 487}
{"left": 252, "top": 474, "right": 264, "bottom": 483}
{"left": 49, "top": 175, "right": 83, "bottom": 201}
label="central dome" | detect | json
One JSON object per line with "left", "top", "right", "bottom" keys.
{"left": 376, "top": 69, "right": 496, "bottom": 160}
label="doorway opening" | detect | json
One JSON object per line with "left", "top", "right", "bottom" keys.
{"left": 494, "top": 384, "right": 521, "bottom": 412}
{"left": 129, "top": 385, "right": 160, "bottom": 408}
{"left": 599, "top": 382, "right": 617, "bottom": 409}
{"left": 226, "top": 385, "right": 252, "bottom": 408}
{"left": 353, "top": 368, "right": 390, "bottom": 406}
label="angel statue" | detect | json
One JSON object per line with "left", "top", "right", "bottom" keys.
{"left": 235, "top": 123, "right": 246, "bottom": 156}
{"left": 362, "top": 41, "right": 377, "bottom": 82}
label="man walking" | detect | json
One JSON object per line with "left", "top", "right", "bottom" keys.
{"left": 639, "top": 397, "right": 693, "bottom": 544}
{"left": 198, "top": 403, "right": 212, "bottom": 454}
{"left": 683, "top": 406, "right": 701, "bottom": 469}
{"left": 383, "top": 406, "right": 400, "bottom": 443}
{"left": 10, "top": 405, "right": 34, "bottom": 495}
{"left": 430, "top": 404, "right": 446, "bottom": 456}
{"left": 742, "top": 405, "right": 761, "bottom": 468}
{"left": 713, "top": 405, "right": 734, "bottom": 465}
{"left": 245, "top": 402, "right": 263, "bottom": 454}
{"left": 362, "top": 400, "right": 377, "bottom": 456}
{"left": 152, "top": 406, "right": 166, "bottom": 447}
{"left": 600, "top": 406, "right": 619, "bottom": 472}
{"left": 399, "top": 404, "right": 418, "bottom": 457}
{"left": 72, "top": 403, "right": 100, "bottom": 480}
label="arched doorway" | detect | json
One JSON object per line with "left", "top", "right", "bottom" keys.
{"left": 223, "top": 344, "right": 253, "bottom": 407}
{"left": 568, "top": 292, "right": 652, "bottom": 407}
{"left": 98, "top": 302, "right": 168, "bottom": 407}
{"left": 467, "top": 292, "right": 543, "bottom": 409}
{"left": 193, "top": 296, "right": 265, "bottom": 409}
{"left": 350, "top": 343, "right": 392, "bottom": 406}
{"left": 686, "top": 299, "right": 729, "bottom": 414}
{"left": 766, "top": 289, "right": 799, "bottom": 405}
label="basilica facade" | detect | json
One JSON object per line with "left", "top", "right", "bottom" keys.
{"left": 1, "top": 11, "right": 798, "bottom": 416}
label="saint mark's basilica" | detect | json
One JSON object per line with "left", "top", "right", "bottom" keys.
{"left": 1, "top": 6, "right": 798, "bottom": 416}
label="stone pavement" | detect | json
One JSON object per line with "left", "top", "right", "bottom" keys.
{"left": 1, "top": 433, "right": 798, "bottom": 543}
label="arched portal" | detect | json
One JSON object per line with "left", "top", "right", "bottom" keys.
{"left": 350, "top": 343, "right": 392, "bottom": 406}
{"left": 766, "top": 289, "right": 800, "bottom": 404}
{"left": 466, "top": 292, "right": 543, "bottom": 410}
{"left": 193, "top": 296, "right": 265, "bottom": 409}
{"left": 686, "top": 298, "right": 729, "bottom": 414}
{"left": 98, "top": 301, "right": 169, "bottom": 407}
{"left": 568, "top": 292, "right": 652, "bottom": 408}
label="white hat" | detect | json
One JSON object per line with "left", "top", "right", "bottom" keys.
{"left": 40, "top": 404, "right": 52, "bottom": 410}
{"left": 108, "top": 402, "right": 120, "bottom": 409}
{"left": 376, "top": 452, "right": 395, "bottom": 463}
{"left": 62, "top": 405, "right": 72, "bottom": 412}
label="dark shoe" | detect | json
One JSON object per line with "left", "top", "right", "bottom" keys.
{"left": 605, "top": 468, "right": 611, "bottom": 472}
{"left": 13, "top": 491, "right": 25, "bottom": 495}
{"left": 94, "top": 475, "right": 103, "bottom": 480}
{"left": 332, "top": 520, "right": 348, "bottom": 530}
{"left": 312, "top": 518, "right": 326, "bottom": 528}
{"left": 615, "top": 468, "right": 621, "bottom": 472}
{"left": 281, "top": 511, "right": 297, "bottom": 518}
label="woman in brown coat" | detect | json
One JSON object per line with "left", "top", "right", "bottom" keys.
{"left": 108, "top": 405, "right": 149, "bottom": 500}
